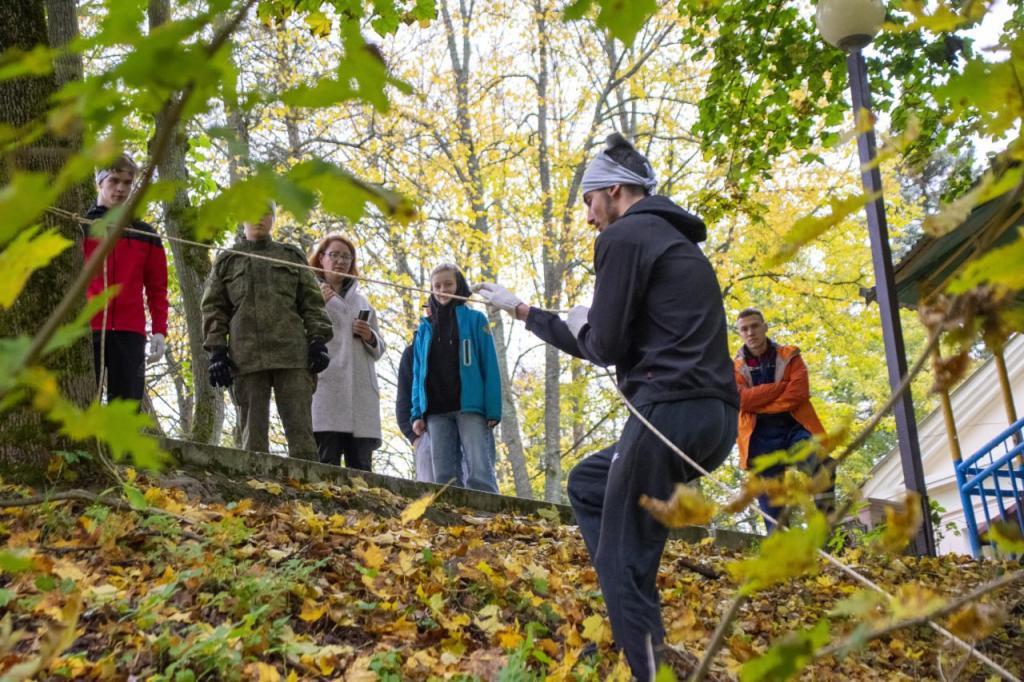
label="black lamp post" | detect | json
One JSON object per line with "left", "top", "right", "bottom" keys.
{"left": 816, "top": 0, "right": 936, "bottom": 556}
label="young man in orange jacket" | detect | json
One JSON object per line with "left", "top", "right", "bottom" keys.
{"left": 734, "top": 308, "right": 833, "bottom": 530}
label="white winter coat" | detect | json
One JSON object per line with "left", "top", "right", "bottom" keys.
{"left": 311, "top": 281, "right": 385, "bottom": 438}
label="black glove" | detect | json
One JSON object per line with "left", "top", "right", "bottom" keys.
{"left": 208, "top": 348, "right": 236, "bottom": 388}
{"left": 308, "top": 340, "right": 330, "bottom": 374}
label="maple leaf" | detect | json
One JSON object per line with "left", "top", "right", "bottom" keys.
{"left": 473, "top": 603, "right": 503, "bottom": 637}
{"left": 399, "top": 480, "right": 452, "bottom": 524}
{"left": 768, "top": 193, "right": 878, "bottom": 267}
{"left": 244, "top": 662, "right": 281, "bottom": 682}
{"left": 729, "top": 512, "right": 829, "bottom": 595}
{"left": 581, "top": 614, "right": 611, "bottom": 645}
{"left": 0, "top": 591, "right": 81, "bottom": 679}
{"left": 357, "top": 542, "right": 386, "bottom": 570}
{"left": 48, "top": 398, "right": 168, "bottom": 470}
{"left": 298, "top": 599, "right": 327, "bottom": 622}
{"left": 740, "top": 620, "right": 830, "bottom": 682}
{"left": 247, "top": 479, "right": 283, "bottom": 495}
{"left": 872, "top": 492, "right": 923, "bottom": 554}
{"left": 946, "top": 602, "right": 1007, "bottom": 641}
{"left": 983, "top": 520, "right": 1024, "bottom": 555}
{"left": 639, "top": 483, "right": 718, "bottom": 528}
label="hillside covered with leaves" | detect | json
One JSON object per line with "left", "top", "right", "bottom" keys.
{"left": 2, "top": 470, "right": 1021, "bottom": 681}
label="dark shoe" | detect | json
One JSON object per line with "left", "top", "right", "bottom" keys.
{"left": 579, "top": 641, "right": 599, "bottom": 660}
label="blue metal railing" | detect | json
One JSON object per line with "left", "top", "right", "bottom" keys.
{"left": 955, "top": 415, "right": 1024, "bottom": 558}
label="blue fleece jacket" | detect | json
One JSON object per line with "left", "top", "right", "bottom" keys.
{"left": 411, "top": 306, "right": 502, "bottom": 422}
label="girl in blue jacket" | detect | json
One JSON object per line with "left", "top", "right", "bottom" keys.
{"left": 411, "top": 263, "right": 501, "bottom": 492}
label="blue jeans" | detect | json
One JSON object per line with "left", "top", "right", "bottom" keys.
{"left": 749, "top": 420, "right": 815, "bottom": 532}
{"left": 426, "top": 411, "right": 498, "bottom": 493}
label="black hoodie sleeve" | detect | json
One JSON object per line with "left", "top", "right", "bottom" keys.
{"left": 524, "top": 308, "right": 586, "bottom": 359}
{"left": 395, "top": 345, "right": 417, "bottom": 444}
{"left": 576, "top": 228, "right": 648, "bottom": 367}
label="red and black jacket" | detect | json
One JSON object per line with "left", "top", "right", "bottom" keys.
{"left": 83, "top": 205, "right": 168, "bottom": 336}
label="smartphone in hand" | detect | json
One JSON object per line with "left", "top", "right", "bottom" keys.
{"left": 354, "top": 309, "right": 370, "bottom": 339}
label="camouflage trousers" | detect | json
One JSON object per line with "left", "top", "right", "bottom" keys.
{"left": 232, "top": 368, "right": 317, "bottom": 461}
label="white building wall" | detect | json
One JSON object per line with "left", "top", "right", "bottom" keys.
{"left": 860, "top": 334, "right": 1024, "bottom": 555}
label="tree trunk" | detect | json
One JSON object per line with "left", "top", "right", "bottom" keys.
{"left": 534, "top": 1, "right": 564, "bottom": 502}
{"left": 0, "top": 0, "right": 94, "bottom": 477}
{"left": 148, "top": 0, "right": 223, "bottom": 443}
{"left": 440, "top": 0, "right": 532, "bottom": 498}
{"left": 44, "top": 0, "right": 83, "bottom": 86}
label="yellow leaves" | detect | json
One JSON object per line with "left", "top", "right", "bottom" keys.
{"left": 729, "top": 512, "right": 828, "bottom": 595}
{"left": 5, "top": 469, "right": 1021, "bottom": 681}
{"left": 667, "top": 607, "right": 702, "bottom": 643}
{"left": 50, "top": 559, "right": 87, "bottom": 584}
{"left": 581, "top": 614, "right": 611, "bottom": 644}
{"left": 950, "top": 226, "right": 1024, "bottom": 295}
{"left": 872, "top": 492, "right": 923, "bottom": 555}
{"left": 265, "top": 548, "right": 291, "bottom": 562}
{"left": 298, "top": 599, "right": 327, "bottom": 622}
{"left": 244, "top": 662, "right": 282, "bottom": 682}
{"left": 862, "top": 115, "right": 922, "bottom": 172}
{"left": 142, "top": 486, "right": 184, "bottom": 514}
{"left": 984, "top": 520, "right": 1024, "bottom": 554}
{"left": 473, "top": 603, "right": 503, "bottom": 636}
{"left": 357, "top": 542, "right": 386, "bottom": 570}
{"left": 0, "top": 225, "right": 71, "bottom": 309}
{"left": 947, "top": 602, "right": 1007, "bottom": 641}
{"left": 399, "top": 480, "right": 451, "bottom": 524}
{"left": 387, "top": 615, "right": 419, "bottom": 640}
{"left": 925, "top": 167, "right": 1022, "bottom": 238}
{"left": 885, "top": 0, "right": 973, "bottom": 33}
{"left": 768, "top": 193, "right": 878, "bottom": 267}
{"left": 294, "top": 502, "right": 325, "bottom": 539}
{"left": 888, "top": 583, "right": 945, "bottom": 622}
{"left": 404, "top": 649, "right": 440, "bottom": 675}
{"left": 247, "top": 479, "right": 283, "bottom": 495}
{"left": 46, "top": 398, "right": 167, "bottom": 470}
{"left": 395, "top": 550, "right": 418, "bottom": 577}
{"left": 2, "top": 591, "right": 81, "bottom": 681}
{"left": 498, "top": 628, "right": 523, "bottom": 650}
{"left": 639, "top": 483, "right": 718, "bottom": 528}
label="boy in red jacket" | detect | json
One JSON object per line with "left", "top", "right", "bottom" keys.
{"left": 83, "top": 154, "right": 168, "bottom": 402}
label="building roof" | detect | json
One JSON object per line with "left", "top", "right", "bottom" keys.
{"left": 892, "top": 191, "right": 1024, "bottom": 308}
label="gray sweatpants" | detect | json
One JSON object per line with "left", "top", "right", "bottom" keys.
{"left": 567, "top": 398, "right": 737, "bottom": 681}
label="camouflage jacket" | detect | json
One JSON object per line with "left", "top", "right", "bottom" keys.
{"left": 201, "top": 237, "right": 332, "bottom": 374}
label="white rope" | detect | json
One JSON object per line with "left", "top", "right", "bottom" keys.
{"left": 48, "top": 205, "right": 1018, "bottom": 680}
{"left": 46, "top": 206, "right": 563, "bottom": 311}
{"left": 608, "top": 378, "right": 1020, "bottom": 681}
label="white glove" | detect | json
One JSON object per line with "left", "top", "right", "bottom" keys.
{"left": 472, "top": 281, "right": 523, "bottom": 314}
{"left": 566, "top": 305, "right": 590, "bottom": 338}
{"left": 147, "top": 333, "right": 166, "bottom": 364}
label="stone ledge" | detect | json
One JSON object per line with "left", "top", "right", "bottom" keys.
{"left": 161, "top": 437, "right": 761, "bottom": 551}
{"left": 161, "top": 437, "right": 575, "bottom": 523}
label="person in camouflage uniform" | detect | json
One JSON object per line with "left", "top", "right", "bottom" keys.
{"left": 201, "top": 205, "right": 333, "bottom": 460}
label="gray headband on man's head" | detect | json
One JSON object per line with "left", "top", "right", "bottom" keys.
{"left": 94, "top": 168, "right": 115, "bottom": 185}
{"left": 580, "top": 151, "right": 658, "bottom": 195}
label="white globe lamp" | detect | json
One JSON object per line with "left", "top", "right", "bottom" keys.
{"left": 816, "top": 0, "right": 886, "bottom": 50}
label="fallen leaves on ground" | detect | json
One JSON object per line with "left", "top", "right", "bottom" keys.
{"left": 0, "top": 472, "right": 1021, "bottom": 681}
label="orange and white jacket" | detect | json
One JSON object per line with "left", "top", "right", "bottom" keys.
{"left": 733, "top": 344, "right": 826, "bottom": 470}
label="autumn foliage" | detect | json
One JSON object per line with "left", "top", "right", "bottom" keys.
{"left": 2, "top": 471, "right": 1022, "bottom": 681}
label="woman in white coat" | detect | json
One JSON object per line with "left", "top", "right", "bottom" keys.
{"left": 308, "top": 234, "right": 386, "bottom": 470}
